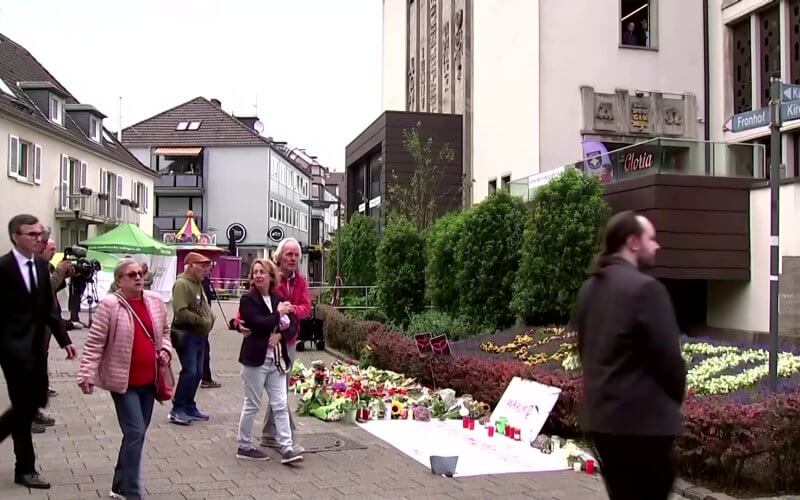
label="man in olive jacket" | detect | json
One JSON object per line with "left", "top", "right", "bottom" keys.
{"left": 570, "top": 211, "right": 686, "bottom": 500}
{"left": 169, "top": 252, "right": 214, "bottom": 425}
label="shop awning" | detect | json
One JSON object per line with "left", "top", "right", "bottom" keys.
{"left": 154, "top": 147, "right": 202, "bottom": 156}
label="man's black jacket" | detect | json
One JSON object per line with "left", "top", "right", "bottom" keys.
{"left": 570, "top": 257, "right": 686, "bottom": 436}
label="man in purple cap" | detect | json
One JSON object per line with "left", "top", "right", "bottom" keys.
{"left": 169, "top": 252, "right": 214, "bottom": 425}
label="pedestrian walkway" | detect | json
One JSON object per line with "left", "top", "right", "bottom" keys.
{"left": 0, "top": 304, "right": 642, "bottom": 499}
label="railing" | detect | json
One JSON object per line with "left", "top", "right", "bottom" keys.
{"left": 207, "top": 279, "right": 378, "bottom": 310}
{"left": 509, "top": 138, "right": 767, "bottom": 202}
{"left": 154, "top": 174, "right": 203, "bottom": 189}
{"left": 54, "top": 188, "right": 140, "bottom": 225}
{"left": 155, "top": 215, "right": 203, "bottom": 231}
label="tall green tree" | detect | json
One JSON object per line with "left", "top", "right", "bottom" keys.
{"left": 511, "top": 168, "right": 610, "bottom": 325}
{"left": 386, "top": 121, "right": 455, "bottom": 231}
{"left": 376, "top": 216, "right": 427, "bottom": 327}
{"left": 426, "top": 210, "right": 466, "bottom": 314}
{"left": 455, "top": 191, "right": 527, "bottom": 329}
{"left": 327, "top": 213, "right": 379, "bottom": 287}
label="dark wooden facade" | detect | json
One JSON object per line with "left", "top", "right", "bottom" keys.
{"left": 345, "top": 111, "right": 463, "bottom": 230}
{"left": 603, "top": 174, "right": 755, "bottom": 281}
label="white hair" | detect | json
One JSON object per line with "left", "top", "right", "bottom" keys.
{"left": 273, "top": 238, "right": 302, "bottom": 263}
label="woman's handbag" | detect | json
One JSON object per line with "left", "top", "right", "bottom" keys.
{"left": 115, "top": 293, "right": 176, "bottom": 402}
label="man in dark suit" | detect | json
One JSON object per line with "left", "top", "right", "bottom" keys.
{"left": 570, "top": 211, "right": 686, "bottom": 500}
{"left": 0, "top": 214, "right": 77, "bottom": 489}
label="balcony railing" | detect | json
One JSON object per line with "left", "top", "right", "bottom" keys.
{"left": 154, "top": 173, "right": 203, "bottom": 189}
{"left": 155, "top": 215, "right": 203, "bottom": 231}
{"left": 54, "top": 188, "right": 140, "bottom": 225}
{"left": 509, "top": 138, "right": 767, "bottom": 202}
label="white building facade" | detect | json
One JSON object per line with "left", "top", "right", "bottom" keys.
{"left": 381, "top": 0, "right": 706, "bottom": 204}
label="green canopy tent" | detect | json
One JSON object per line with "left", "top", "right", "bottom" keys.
{"left": 79, "top": 223, "right": 175, "bottom": 256}
{"left": 80, "top": 223, "right": 177, "bottom": 301}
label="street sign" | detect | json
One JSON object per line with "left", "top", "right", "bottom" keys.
{"left": 781, "top": 100, "right": 800, "bottom": 123}
{"left": 268, "top": 226, "right": 284, "bottom": 242}
{"left": 782, "top": 83, "right": 800, "bottom": 102}
{"left": 731, "top": 107, "right": 769, "bottom": 132}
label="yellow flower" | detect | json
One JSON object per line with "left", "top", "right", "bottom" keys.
{"left": 391, "top": 400, "right": 404, "bottom": 417}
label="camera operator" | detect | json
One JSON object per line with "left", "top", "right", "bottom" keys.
{"left": 67, "top": 261, "right": 90, "bottom": 329}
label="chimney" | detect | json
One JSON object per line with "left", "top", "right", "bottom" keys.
{"left": 236, "top": 116, "right": 258, "bottom": 130}
{"left": 210, "top": 98, "right": 221, "bottom": 108}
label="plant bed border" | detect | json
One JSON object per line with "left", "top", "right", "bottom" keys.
{"left": 315, "top": 304, "right": 800, "bottom": 496}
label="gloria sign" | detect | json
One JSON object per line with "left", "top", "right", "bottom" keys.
{"left": 490, "top": 377, "right": 561, "bottom": 442}
{"left": 621, "top": 150, "right": 655, "bottom": 173}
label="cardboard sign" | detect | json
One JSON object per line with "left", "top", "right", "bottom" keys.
{"left": 490, "top": 377, "right": 561, "bottom": 442}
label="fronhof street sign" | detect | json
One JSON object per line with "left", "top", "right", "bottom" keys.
{"left": 731, "top": 108, "right": 769, "bottom": 133}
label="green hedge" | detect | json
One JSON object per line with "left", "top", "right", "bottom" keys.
{"left": 376, "top": 216, "right": 426, "bottom": 327}
{"left": 425, "top": 211, "right": 466, "bottom": 314}
{"left": 327, "top": 213, "right": 379, "bottom": 287}
{"left": 512, "top": 169, "right": 610, "bottom": 324}
{"left": 455, "top": 191, "right": 526, "bottom": 329}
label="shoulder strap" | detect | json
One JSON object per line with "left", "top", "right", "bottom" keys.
{"left": 115, "top": 292, "right": 155, "bottom": 344}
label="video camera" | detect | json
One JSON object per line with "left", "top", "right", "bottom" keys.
{"left": 63, "top": 245, "right": 101, "bottom": 278}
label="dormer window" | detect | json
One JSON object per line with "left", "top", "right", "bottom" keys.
{"left": 89, "top": 115, "right": 102, "bottom": 143}
{"left": 49, "top": 94, "right": 63, "bottom": 125}
{"left": 176, "top": 120, "right": 201, "bottom": 131}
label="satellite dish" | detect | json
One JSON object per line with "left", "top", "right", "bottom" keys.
{"left": 254, "top": 120, "right": 265, "bottom": 133}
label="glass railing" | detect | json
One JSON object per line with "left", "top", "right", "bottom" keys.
{"left": 509, "top": 138, "right": 767, "bottom": 202}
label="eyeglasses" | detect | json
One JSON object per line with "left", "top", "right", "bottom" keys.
{"left": 124, "top": 271, "right": 144, "bottom": 278}
{"left": 17, "top": 231, "right": 43, "bottom": 238}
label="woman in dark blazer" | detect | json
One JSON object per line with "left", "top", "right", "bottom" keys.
{"left": 234, "top": 258, "right": 303, "bottom": 465}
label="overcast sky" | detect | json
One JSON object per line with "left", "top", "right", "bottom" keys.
{"left": 0, "top": 0, "right": 383, "bottom": 170}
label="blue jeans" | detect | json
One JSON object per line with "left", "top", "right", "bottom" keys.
{"left": 111, "top": 385, "right": 156, "bottom": 499}
{"left": 172, "top": 332, "right": 205, "bottom": 414}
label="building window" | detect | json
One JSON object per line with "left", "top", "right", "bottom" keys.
{"left": 501, "top": 174, "right": 511, "bottom": 193}
{"left": 89, "top": 116, "right": 102, "bottom": 143}
{"left": 731, "top": 19, "right": 753, "bottom": 114}
{"left": 175, "top": 122, "right": 189, "bottom": 131}
{"left": 187, "top": 121, "right": 201, "bottom": 130}
{"left": 759, "top": 6, "right": 781, "bottom": 107}
{"left": 488, "top": 179, "right": 497, "bottom": 194}
{"left": 270, "top": 157, "right": 279, "bottom": 180}
{"left": 270, "top": 199, "right": 277, "bottom": 220}
{"left": 7, "top": 135, "right": 41, "bottom": 185}
{"left": 49, "top": 95, "right": 63, "bottom": 124}
{"left": 132, "top": 180, "right": 149, "bottom": 213}
{"left": 620, "top": 0, "right": 653, "bottom": 48}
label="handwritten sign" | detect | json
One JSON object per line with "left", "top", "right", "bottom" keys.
{"left": 490, "top": 377, "right": 561, "bottom": 442}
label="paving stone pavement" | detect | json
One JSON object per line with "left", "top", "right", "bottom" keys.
{"left": 0, "top": 302, "right": 678, "bottom": 499}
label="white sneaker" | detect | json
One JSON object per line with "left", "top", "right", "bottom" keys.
{"left": 109, "top": 491, "right": 125, "bottom": 499}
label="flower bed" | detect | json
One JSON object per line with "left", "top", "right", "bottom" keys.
{"left": 317, "top": 305, "right": 800, "bottom": 493}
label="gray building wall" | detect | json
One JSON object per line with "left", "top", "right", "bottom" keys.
{"left": 208, "top": 146, "right": 309, "bottom": 251}
{"left": 128, "top": 147, "right": 151, "bottom": 169}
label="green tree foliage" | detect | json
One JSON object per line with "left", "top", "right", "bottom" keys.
{"left": 376, "top": 216, "right": 427, "bottom": 328}
{"left": 455, "top": 191, "right": 527, "bottom": 329}
{"left": 425, "top": 211, "right": 466, "bottom": 314}
{"left": 386, "top": 121, "right": 455, "bottom": 231}
{"left": 512, "top": 168, "right": 610, "bottom": 325}
{"left": 327, "top": 213, "right": 379, "bottom": 287}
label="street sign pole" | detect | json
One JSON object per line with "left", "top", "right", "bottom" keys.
{"left": 768, "top": 75, "right": 782, "bottom": 391}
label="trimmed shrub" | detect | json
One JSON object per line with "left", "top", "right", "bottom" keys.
{"left": 327, "top": 213, "right": 379, "bottom": 287}
{"left": 405, "top": 310, "right": 481, "bottom": 340}
{"left": 425, "top": 211, "right": 467, "bottom": 314}
{"left": 455, "top": 191, "right": 527, "bottom": 329}
{"left": 376, "top": 216, "right": 426, "bottom": 327}
{"left": 316, "top": 304, "right": 386, "bottom": 360}
{"left": 512, "top": 169, "right": 610, "bottom": 325}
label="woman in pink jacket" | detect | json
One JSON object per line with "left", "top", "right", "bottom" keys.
{"left": 77, "top": 259, "right": 172, "bottom": 500}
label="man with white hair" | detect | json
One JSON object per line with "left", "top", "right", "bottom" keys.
{"left": 259, "top": 238, "right": 311, "bottom": 449}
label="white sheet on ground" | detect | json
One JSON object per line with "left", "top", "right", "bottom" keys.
{"left": 356, "top": 418, "right": 569, "bottom": 477}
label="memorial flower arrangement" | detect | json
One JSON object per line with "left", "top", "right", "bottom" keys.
{"left": 290, "top": 360, "right": 490, "bottom": 423}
